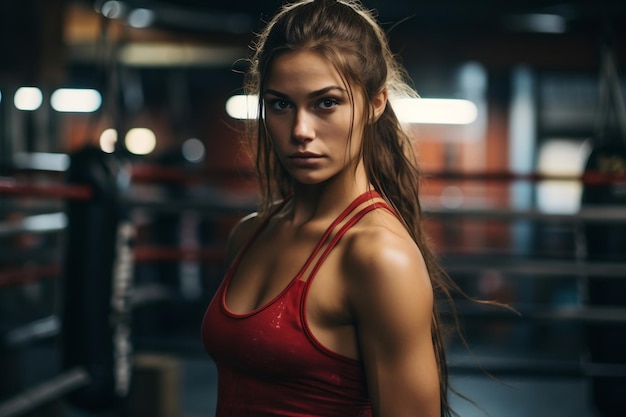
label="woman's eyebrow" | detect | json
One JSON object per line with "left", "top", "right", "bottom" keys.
{"left": 263, "top": 89, "right": 288, "bottom": 98}
{"left": 307, "top": 86, "right": 346, "bottom": 98}
{"left": 263, "top": 86, "right": 346, "bottom": 98}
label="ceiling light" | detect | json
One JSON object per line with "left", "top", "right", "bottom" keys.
{"left": 128, "top": 8, "right": 155, "bottom": 28}
{"left": 225, "top": 95, "right": 259, "bottom": 120}
{"left": 182, "top": 138, "right": 205, "bottom": 163}
{"left": 100, "top": 128, "right": 118, "bottom": 153}
{"left": 99, "top": 1, "right": 127, "bottom": 19}
{"left": 51, "top": 88, "right": 102, "bottom": 113}
{"left": 14, "top": 87, "right": 43, "bottom": 111}
{"left": 118, "top": 43, "right": 245, "bottom": 67}
{"left": 503, "top": 14, "right": 567, "bottom": 34}
{"left": 391, "top": 98, "right": 478, "bottom": 125}
{"left": 125, "top": 128, "right": 156, "bottom": 155}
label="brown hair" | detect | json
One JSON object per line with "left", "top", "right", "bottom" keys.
{"left": 245, "top": 1, "right": 460, "bottom": 415}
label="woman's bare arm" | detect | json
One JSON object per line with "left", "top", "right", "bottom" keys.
{"left": 344, "top": 227, "right": 441, "bottom": 417}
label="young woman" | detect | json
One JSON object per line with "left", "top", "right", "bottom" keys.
{"left": 202, "top": 1, "right": 457, "bottom": 416}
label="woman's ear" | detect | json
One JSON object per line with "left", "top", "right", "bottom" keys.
{"left": 370, "top": 88, "right": 388, "bottom": 123}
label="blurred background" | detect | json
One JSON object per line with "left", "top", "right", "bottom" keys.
{"left": 1, "top": 0, "right": 626, "bottom": 416}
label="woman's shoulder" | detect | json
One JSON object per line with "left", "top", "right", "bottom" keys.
{"left": 224, "top": 211, "right": 262, "bottom": 265}
{"left": 344, "top": 207, "right": 413, "bottom": 252}
{"left": 224, "top": 198, "right": 288, "bottom": 264}
{"left": 231, "top": 211, "right": 263, "bottom": 237}
{"left": 340, "top": 210, "right": 432, "bottom": 301}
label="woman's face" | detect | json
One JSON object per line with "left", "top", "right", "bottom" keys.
{"left": 262, "top": 50, "right": 367, "bottom": 186}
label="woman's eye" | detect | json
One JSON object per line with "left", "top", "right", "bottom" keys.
{"left": 318, "top": 98, "right": 338, "bottom": 109}
{"left": 270, "top": 99, "right": 291, "bottom": 110}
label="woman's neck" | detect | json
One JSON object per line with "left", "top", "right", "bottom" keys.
{"left": 286, "top": 163, "right": 371, "bottom": 228}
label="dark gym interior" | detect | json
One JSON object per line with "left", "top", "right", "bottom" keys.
{"left": 1, "top": 0, "right": 626, "bottom": 416}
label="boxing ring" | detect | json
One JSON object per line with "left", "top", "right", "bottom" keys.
{"left": 0, "top": 148, "right": 625, "bottom": 417}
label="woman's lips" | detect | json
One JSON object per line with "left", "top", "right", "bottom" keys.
{"left": 288, "top": 152, "right": 323, "bottom": 167}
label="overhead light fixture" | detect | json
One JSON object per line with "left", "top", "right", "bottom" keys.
{"left": 390, "top": 98, "right": 478, "bottom": 125}
{"left": 182, "top": 138, "right": 205, "bottom": 163}
{"left": 51, "top": 88, "right": 102, "bottom": 113}
{"left": 125, "top": 128, "right": 156, "bottom": 155}
{"left": 225, "top": 95, "right": 259, "bottom": 120}
{"left": 100, "top": 128, "right": 118, "bottom": 153}
{"left": 14, "top": 87, "right": 43, "bottom": 111}
{"left": 118, "top": 43, "right": 246, "bottom": 67}
{"left": 99, "top": 1, "right": 128, "bottom": 19}
{"left": 502, "top": 13, "right": 567, "bottom": 34}
{"left": 225, "top": 95, "right": 478, "bottom": 125}
{"left": 128, "top": 8, "right": 156, "bottom": 28}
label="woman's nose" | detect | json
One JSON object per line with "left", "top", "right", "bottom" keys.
{"left": 292, "top": 110, "right": 314, "bottom": 142}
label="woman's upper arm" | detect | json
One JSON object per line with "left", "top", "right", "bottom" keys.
{"left": 345, "top": 231, "right": 441, "bottom": 417}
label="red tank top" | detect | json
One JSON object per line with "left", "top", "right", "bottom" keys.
{"left": 201, "top": 191, "right": 394, "bottom": 417}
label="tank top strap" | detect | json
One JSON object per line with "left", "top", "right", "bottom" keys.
{"left": 295, "top": 190, "right": 383, "bottom": 279}
{"left": 231, "top": 190, "right": 382, "bottom": 277}
{"left": 303, "top": 199, "right": 396, "bottom": 284}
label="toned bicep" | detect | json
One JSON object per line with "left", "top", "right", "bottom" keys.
{"left": 346, "top": 238, "right": 441, "bottom": 417}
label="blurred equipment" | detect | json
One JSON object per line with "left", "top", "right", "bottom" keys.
{"left": 60, "top": 145, "right": 134, "bottom": 412}
{"left": 582, "top": 44, "right": 626, "bottom": 417}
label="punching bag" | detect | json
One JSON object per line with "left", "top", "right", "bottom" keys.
{"left": 61, "top": 145, "right": 134, "bottom": 412}
{"left": 582, "top": 45, "right": 626, "bottom": 417}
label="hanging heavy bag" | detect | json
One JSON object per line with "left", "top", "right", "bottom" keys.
{"left": 581, "top": 45, "right": 626, "bottom": 417}
{"left": 60, "top": 145, "right": 134, "bottom": 412}
{"left": 582, "top": 141, "right": 626, "bottom": 261}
